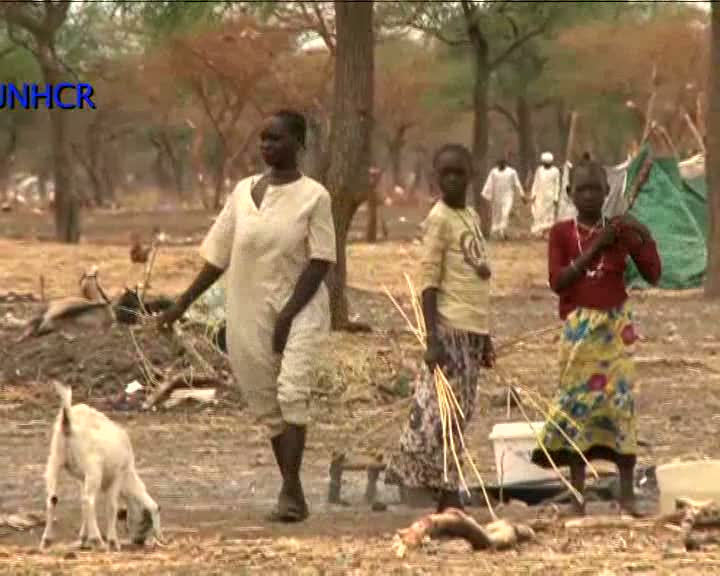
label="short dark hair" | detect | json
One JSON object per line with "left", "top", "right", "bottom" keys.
{"left": 569, "top": 156, "right": 608, "bottom": 192}
{"left": 433, "top": 143, "right": 473, "bottom": 171}
{"left": 273, "top": 109, "right": 307, "bottom": 148}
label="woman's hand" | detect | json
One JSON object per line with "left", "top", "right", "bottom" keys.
{"left": 595, "top": 225, "right": 617, "bottom": 251}
{"left": 611, "top": 214, "right": 651, "bottom": 243}
{"left": 424, "top": 335, "right": 447, "bottom": 372}
{"left": 157, "top": 302, "right": 186, "bottom": 334}
{"left": 475, "top": 263, "right": 492, "bottom": 280}
{"left": 273, "top": 311, "right": 294, "bottom": 354}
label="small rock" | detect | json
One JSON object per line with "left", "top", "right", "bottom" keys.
{"left": 64, "top": 551, "right": 77, "bottom": 560}
{"left": 371, "top": 501, "right": 388, "bottom": 512}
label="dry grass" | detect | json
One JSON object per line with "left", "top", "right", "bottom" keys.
{"left": 3, "top": 221, "right": 720, "bottom": 574}
{"left": 348, "top": 241, "right": 547, "bottom": 297}
{"left": 1, "top": 237, "right": 548, "bottom": 302}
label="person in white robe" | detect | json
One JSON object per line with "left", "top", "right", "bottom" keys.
{"left": 481, "top": 159, "right": 524, "bottom": 240}
{"left": 529, "top": 152, "right": 562, "bottom": 237}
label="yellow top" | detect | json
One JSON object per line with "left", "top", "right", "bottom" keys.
{"left": 419, "top": 201, "right": 491, "bottom": 335}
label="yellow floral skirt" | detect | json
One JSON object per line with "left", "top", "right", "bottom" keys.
{"left": 531, "top": 305, "right": 638, "bottom": 468}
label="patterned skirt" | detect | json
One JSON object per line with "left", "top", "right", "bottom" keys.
{"left": 531, "top": 305, "right": 638, "bottom": 468}
{"left": 384, "top": 324, "right": 483, "bottom": 491}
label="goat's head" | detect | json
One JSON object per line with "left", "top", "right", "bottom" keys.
{"left": 126, "top": 494, "right": 163, "bottom": 546}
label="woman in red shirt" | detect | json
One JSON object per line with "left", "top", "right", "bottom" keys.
{"left": 531, "top": 158, "right": 661, "bottom": 516}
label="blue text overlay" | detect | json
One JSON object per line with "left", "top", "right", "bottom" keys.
{"left": 0, "top": 83, "right": 96, "bottom": 110}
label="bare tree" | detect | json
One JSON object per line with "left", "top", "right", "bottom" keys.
{"left": 707, "top": 4, "right": 720, "bottom": 298}
{"left": 1, "top": 2, "right": 80, "bottom": 242}
{"left": 392, "top": 1, "right": 554, "bottom": 234}
{"left": 325, "top": 0, "right": 374, "bottom": 329}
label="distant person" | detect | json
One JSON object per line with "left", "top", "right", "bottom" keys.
{"left": 384, "top": 144, "right": 495, "bottom": 512}
{"left": 481, "top": 158, "right": 524, "bottom": 240}
{"left": 529, "top": 152, "right": 562, "bottom": 238}
{"left": 158, "top": 109, "right": 337, "bottom": 523}
{"left": 531, "top": 156, "right": 661, "bottom": 516}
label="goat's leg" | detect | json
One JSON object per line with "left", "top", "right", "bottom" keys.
{"left": 40, "top": 447, "right": 61, "bottom": 549}
{"left": 105, "top": 480, "right": 122, "bottom": 551}
{"left": 77, "top": 517, "right": 88, "bottom": 548}
{"left": 40, "top": 494, "right": 59, "bottom": 549}
{"left": 80, "top": 471, "right": 107, "bottom": 550}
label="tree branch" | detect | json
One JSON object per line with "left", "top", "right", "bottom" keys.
{"left": 43, "top": 1, "right": 70, "bottom": 37}
{"left": 0, "top": 45, "right": 16, "bottom": 61}
{"left": 490, "top": 104, "right": 519, "bottom": 130}
{"left": 405, "top": 3, "right": 470, "bottom": 47}
{"left": 304, "top": 1, "right": 335, "bottom": 54}
{"left": 490, "top": 20, "right": 549, "bottom": 70}
{"left": 0, "top": 4, "right": 44, "bottom": 38}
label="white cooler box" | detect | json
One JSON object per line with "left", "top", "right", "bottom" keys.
{"left": 489, "top": 421, "right": 559, "bottom": 485}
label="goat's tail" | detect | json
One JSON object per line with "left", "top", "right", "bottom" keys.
{"left": 53, "top": 381, "right": 72, "bottom": 436}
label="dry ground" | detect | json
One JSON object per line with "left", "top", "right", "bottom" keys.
{"left": 1, "top": 206, "right": 720, "bottom": 574}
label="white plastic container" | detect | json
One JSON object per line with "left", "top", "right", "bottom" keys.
{"left": 656, "top": 460, "right": 720, "bottom": 515}
{"left": 488, "top": 421, "right": 559, "bottom": 485}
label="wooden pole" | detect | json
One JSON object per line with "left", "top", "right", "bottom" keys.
{"left": 683, "top": 109, "right": 706, "bottom": 154}
{"left": 564, "top": 111, "right": 578, "bottom": 166}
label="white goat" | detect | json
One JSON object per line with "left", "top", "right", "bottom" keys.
{"left": 40, "top": 381, "right": 163, "bottom": 551}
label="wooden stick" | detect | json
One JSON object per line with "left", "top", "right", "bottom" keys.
{"left": 683, "top": 109, "right": 706, "bottom": 154}
{"left": 625, "top": 148, "right": 654, "bottom": 211}
{"left": 564, "top": 110, "right": 578, "bottom": 166}
{"left": 510, "top": 388, "right": 584, "bottom": 504}
{"left": 494, "top": 323, "right": 559, "bottom": 356}
{"left": 513, "top": 384, "right": 599, "bottom": 481}
{"left": 141, "top": 242, "right": 159, "bottom": 302}
{"left": 39, "top": 276, "right": 45, "bottom": 302}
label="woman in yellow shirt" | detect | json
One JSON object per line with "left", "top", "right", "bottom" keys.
{"left": 385, "top": 144, "right": 494, "bottom": 512}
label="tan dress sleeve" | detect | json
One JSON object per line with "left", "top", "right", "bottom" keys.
{"left": 419, "top": 212, "right": 447, "bottom": 290}
{"left": 199, "top": 186, "right": 238, "bottom": 270}
{"left": 307, "top": 187, "right": 337, "bottom": 263}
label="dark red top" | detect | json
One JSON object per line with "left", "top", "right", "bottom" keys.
{"left": 548, "top": 219, "right": 662, "bottom": 319}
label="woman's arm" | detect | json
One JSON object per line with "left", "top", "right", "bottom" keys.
{"left": 422, "top": 287, "right": 446, "bottom": 371}
{"left": 550, "top": 225, "right": 616, "bottom": 293}
{"left": 158, "top": 262, "right": 224, "bottom": 331}
{"left": 158, "top": 188, "right": 238, "bottom": 331}
{"left": 279, "top": 260, "right": 331, "bottom": 320}
{"left": 614, "top": 216, "right": 661, "bottom": 285}
{"left": 273, "top": 259, "right": 332, "bottom": 353}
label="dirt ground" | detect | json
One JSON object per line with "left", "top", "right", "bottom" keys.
{"left": 1, "top": 206, "right": 720, "bottom": 574}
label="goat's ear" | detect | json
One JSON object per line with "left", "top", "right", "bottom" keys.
{"left": 117, "top": 508, "right": 128, "bottom": 521}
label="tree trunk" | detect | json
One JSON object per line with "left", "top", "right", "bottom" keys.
{"left": 212, "top": 144, "right": 227, "bottom": 211}
{"left": 38, "top": 166, "right": 49, "bottom": 205}
{"left": 303, "top": 115, "right": 328, "bottom": 181}
{"left": 388, "top": 127, "right": 406, "bottom": 192}
{"left": 409, "top": 145, "right": 428, "bottom": 199}
{"left": 366, "top": 181, "right": 378, "bottom": 243}
{"left": 0, "top": 121, "right": 17, "bottom": 203}
{"left": 325, "top": 0, "right": 374, "bottom": 329}
{"left": 517, "top": 92, "right": 536, "bottom": 183}
{"left": 160, "top": 131, "right": 185, "bottom": 198}
{"left": 706, "top": 3, "right": 720, "bottom": 298}
{"left": 100, "top": 145, "right": 117, "bottom": 205}
{"left": 41, "top": 55, "right": 80, "bottom": 243}
{"left": 470, "top": 38, "right": 492, "bottom": 237}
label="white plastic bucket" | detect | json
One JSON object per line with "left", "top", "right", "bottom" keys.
{"left": 488, "top": 421, "right": 559, "bottom": 485}
{"left": 656, "top": 460, "right": 720, "bottom": 515}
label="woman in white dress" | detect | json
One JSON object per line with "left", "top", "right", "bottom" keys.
{"left": 158, "top": 110, "right": 337, "bottom": 523}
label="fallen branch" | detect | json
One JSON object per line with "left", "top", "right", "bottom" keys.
{"left": 565, "top": 515, "right": 640, "bottom": 530}
{"left": 142, "top": 374, "right": 220, "bottom": 410}
{"left": 392, "top": 509, "right": 535, "bottom": 558}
